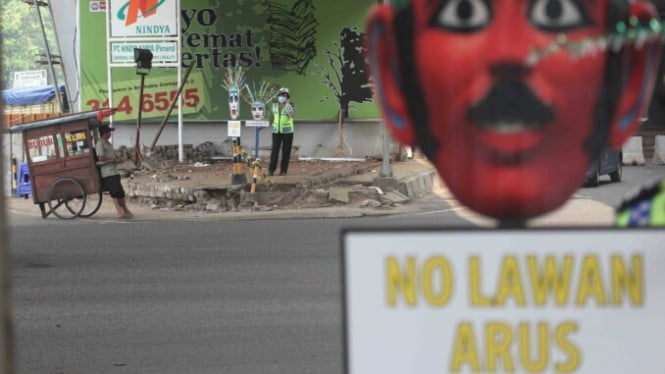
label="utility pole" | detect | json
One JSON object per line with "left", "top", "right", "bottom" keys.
{"left": 0, "top": 18, "right": 15, "bottom": 371}
{"left": 379, "top": 125, "right": 393, "bottom": 177}
{"left": 30, "top": 0, "right": 67, "bottom": 113}
{"left": 0, "top": 151, "right": 14, "bottom": 374}
{"left": 132, "top": 49, "right": 153, "bottom": 165}
{"left": 0, "top": 75, "right": 15, "bottom": 374}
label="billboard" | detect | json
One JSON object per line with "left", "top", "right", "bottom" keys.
{"left": 79, "top": 0, "right": 380, "bottom": 122}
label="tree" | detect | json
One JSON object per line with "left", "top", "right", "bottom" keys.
{"left": 1, "top": 0, "right": 61, "bottom": 87}
{"left": 314, "top": 27, "right": 373, "bottom": 156}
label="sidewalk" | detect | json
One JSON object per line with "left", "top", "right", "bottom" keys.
{"left": 5, "top": 158, "right": 439, "bottom": 221}
{"left": 5, "top": 157, "right": 618, "bottom": 226}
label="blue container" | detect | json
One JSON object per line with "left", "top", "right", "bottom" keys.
{"left": 16, "top": 162, "right": 31, "bottom": 198}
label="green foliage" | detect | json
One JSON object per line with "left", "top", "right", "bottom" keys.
{"left": 1, "top": 0, "right": 60, "bottom": 88}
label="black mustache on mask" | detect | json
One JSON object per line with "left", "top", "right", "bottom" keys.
{"left": 468, "top": 80, "right": 555, "bottom": 129}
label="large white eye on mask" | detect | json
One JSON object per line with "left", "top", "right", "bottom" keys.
{"left": 432, "top": 0, "right": 492, "bottom": 32}
{"left": 529, "top": 0, "right": 590, "bottom": 31}
{"left": 229, "top": 91, "right": 239, "bottom": 104}
{"left": 229, "top": 90, "right": 240, "bottom": 119}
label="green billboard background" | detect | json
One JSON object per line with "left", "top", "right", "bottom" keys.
{"left": 79, "top": 0, "right": 380, "bottom": 122}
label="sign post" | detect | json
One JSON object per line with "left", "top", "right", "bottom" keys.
{"left": 245, "top": 120, "right": 269, "bottom": 160}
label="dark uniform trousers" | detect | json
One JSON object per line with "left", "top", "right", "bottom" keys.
{"left": 269, "top": 132, "right": 294, "bottom": 174}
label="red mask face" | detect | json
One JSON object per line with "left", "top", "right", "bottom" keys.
{"left": 367, "top": 0, "right": 661, "bottom": 221}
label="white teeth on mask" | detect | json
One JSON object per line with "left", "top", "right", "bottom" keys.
{"left": 487, "top": 122, "right": 530, "bottom": 133}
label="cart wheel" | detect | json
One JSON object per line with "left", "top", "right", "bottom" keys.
{"left": 70, "top": 191, "right": 103, "bottom": 218}
{"left": 48, "top": 177, "right": 86, "bottom": 219}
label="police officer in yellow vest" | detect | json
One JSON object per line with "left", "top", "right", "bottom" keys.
{"left": 269, "top": 87, "right": 296, "bottom": 176}
{"left": 616, "top": 180, "right": 665, "bottom": 226}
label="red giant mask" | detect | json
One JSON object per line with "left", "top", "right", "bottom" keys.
{"left": 367, "top": 0, "right": 662, "bottom": 222}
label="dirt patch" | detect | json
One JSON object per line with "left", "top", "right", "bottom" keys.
{"left": 126, "top": 159, "right": 385, "bottom": 211}
{"left": 130, "top": 159, "right": 382, "bottom": 189}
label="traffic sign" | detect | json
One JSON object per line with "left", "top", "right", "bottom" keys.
{"left": 343, "top": 228, "right": 665, "bottom": 373}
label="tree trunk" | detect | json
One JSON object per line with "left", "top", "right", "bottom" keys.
{"left": 335, "top": 108, "right": 347, "bottom": 157}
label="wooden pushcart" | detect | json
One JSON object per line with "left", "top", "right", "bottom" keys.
{"left": 9, "top": 110, "right": 114, "bottom": 219}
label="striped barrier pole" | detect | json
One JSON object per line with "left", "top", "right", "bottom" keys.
{"left": 244, "top": 160, "right": 260, "bottom": 210}
{"left": 250, "top": 161, "right": 259, "bottom": 195}
{"left": 231, "top": 138, "right": 247, "bottom": 185}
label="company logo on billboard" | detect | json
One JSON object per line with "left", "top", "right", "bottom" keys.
{"left": 89, "top": 1, "right": 107, "bottom": 12}
{"left": 117, "top": 0, "right": 166, "bottom": 26}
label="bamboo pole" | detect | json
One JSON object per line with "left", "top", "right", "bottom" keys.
{"left": 149, "top": 63, "right": 195, "bottom": 152}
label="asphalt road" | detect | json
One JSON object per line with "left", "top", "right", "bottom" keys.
{"left": 7, "top": 165, "right": 665, "bottom": 373}
{"left": 10, "top": 218, "right": 342, "bottom": 374}
{"left": 577, "top": 164, "right": 665, "bottom": 205}
{"left": 8, "top": 211, "right": 472, "bottom": 374}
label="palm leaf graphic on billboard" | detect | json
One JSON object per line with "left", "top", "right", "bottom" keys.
{"left": 265, "top": 0, "right": 318, "bottom": 75}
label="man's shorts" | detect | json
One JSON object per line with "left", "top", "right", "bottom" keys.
{"left": 102, "top": 174, "right": 125, "bottom": 199}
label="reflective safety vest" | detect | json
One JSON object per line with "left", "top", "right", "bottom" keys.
{"left": 272, "top": 103, "right": 294, "bottom": 134}
{"left": 616, "top": 180, "right": 665, "bottom": 226}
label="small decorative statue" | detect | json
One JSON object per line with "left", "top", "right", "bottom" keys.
{"left": 221, "top": 65, "right": 246, "bottom": 120}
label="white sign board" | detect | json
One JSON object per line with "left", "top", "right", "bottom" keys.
{"left": 343, "top": 228, "right": 665, "bottom": 374}
{"left": 110, "top": 0, "right": 177, "bottom": 37}
{"left": 245, "top": 120, "right": 270, "bottom": 128}
{"left": 110, "top": 42, "right": 178, "bottom": 63}
{"left": 227, "top": 121, "right": 241, "bottom": 137}
{"left": 13, "top": 70, "right": 47, "bottom": 89}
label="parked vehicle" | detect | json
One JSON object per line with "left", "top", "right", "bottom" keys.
{"left": 584, "top": 148, "right": 623, "bottom": 187}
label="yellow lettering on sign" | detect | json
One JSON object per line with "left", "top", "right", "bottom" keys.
{"left": 65, "top": 131, "right": 86, "bottom": 142}
{"left": 554, "top": 322, "right": 580, "bottom": 372}
{"left": 575, "top": 255, "right": 607, "bottom": 306}
{"left": 496, "top": 256, "right": 527, "bottom": 306}
{"left": 449, "top": 321, "right": 581, "bottom": 373}
{"left": 528, "top": 255, "right": 574, "bottom": 306}
{"left": 469, "top": 254, "right": 643, "bottom": 308}
{"left": 486, "top": 322, "right": 514, "bottom": 371}
{"left": 450, "top": 322, "right": 481, "bottom": 372}
{"left": 422, "top": 256, "right": 454, "bottom": 306}
{"left": 386, "top": 257, "right": 417, "bottom": 307}
{"left": 470, "top": 256, "right": 492, "bottom": 306}
{"left": 611, "top": 254, "right": 643, "bottom": 306}
{"left": 519, "top": 322, "right": 549, "bottom": 372}
{"left": 385, "top": 256, "right": 454, "bottom": 307}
